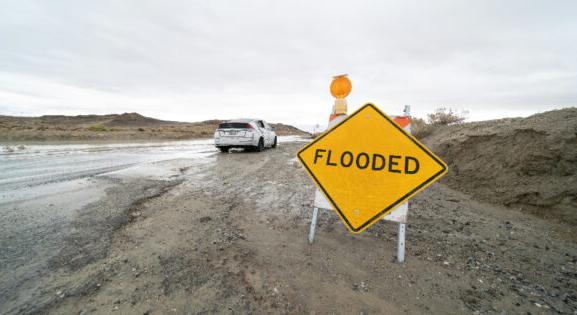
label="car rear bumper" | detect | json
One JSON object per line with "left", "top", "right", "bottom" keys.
{"left": 214, "top": 137, "right": 257, "bottom": 147}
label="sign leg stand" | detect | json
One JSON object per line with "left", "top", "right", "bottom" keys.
{"left": 397, "top": 223, "right": 406, "bottom": 263}
{"left": 308, "top": 207, "right": 319, "bottom": 244}
{"left": 397, "top": 104, "right": 409, "bottom": 264}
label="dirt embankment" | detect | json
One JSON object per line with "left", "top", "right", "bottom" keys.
{"left": 422, "top": 107, "right": 577, "bottom": 225}
{"left": 0, "top": 113, "right": 309, "bottom": 142}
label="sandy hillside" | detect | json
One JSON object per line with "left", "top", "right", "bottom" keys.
{"left": 422, "top": 107, "right": 577, "bottom": 226}
{"left": 0, "top": 113, "right": 309, "bottom": 142}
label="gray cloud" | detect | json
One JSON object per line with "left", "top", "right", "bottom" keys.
{"left": 1, "top": 0, "right": 576, "bottom": 125}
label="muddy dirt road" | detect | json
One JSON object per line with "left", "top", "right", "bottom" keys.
{"left": 1, "top": 139, "right": 576, "bottom": 314}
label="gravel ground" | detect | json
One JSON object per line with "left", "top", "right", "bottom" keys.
{"left": 6, "top": 141, "right": 573, "bottom": 315}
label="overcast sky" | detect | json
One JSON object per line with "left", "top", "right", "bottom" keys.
{"left": 1, "top": 1, "right": 576, "bottom": 127}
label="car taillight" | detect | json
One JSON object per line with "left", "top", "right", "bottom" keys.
{"left": 244, "top": 123, "right": 253, "bottom": 129}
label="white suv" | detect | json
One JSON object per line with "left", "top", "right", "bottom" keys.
{"left": 214, "top": 119, "right": 277, "bottom": 152}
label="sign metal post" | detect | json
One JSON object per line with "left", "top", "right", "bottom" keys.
{"left": 397, "top": 222, "right": 406, "bottom": 263}
{"left": 308, "top": 207, "right": 319, "bottom": 244}
{"left": 396, "top": 104, "right": 411, "bottom": 263}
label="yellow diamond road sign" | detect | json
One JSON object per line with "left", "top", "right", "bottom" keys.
{"left": 298, "top": 103, "right": 448, "bottom": 233}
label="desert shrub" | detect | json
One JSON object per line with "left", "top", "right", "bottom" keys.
{"left": 138, "top": 127, "right": 145, "bottom": 132}
{"left": 87, "top": 124, "right": 108, "bottom": 132}
{"left": 427, "top": 107, "right": 467, "bottom": 125}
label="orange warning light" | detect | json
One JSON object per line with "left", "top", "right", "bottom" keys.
{"left": 330, "top": 74, "right": 352, "bottom": 99}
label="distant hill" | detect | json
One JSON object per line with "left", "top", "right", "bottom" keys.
{"left": 0, "top": 113, "right": 309, "bottom": 142}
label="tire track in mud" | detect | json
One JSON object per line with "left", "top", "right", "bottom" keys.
{"left": 164, "top": 150, "right": 303, "bottom": 313}
{"left": 49, "top": 178, "right": 184, "bottom": 271}
{"left": 39, "top": 151, "right": 289, "bottom": 314}
{"left": 117, "top": 147, "right": 307, "bottom": 313}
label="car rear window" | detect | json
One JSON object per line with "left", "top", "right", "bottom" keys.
{"left": 218, "top": 122, "right": 248, "bottom": 129}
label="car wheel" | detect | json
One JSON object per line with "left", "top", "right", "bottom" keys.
{"left": 218, "top": 146, "right": 229, "bottom": 153}
{"left": 272, "top": 137, "right": 277, "bottom": 148}
{"left": 256, "top": 138, "right": 264, "bottom": 152}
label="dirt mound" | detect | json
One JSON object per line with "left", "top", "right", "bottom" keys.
{"left": 422, "top": 107, "right": 577, "bottom": 224}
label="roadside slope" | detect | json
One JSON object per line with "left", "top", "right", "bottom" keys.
{"left": 422, "top": 107, "right": 577, "bottom": 225}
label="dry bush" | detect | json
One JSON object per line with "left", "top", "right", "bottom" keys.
{"left": 410, "top": 117, "right": 433, "bottom": 139}
{"left": 427, "top": 107, "right": 467, "bottom": 125}
{"left": 411, "top": 107, "right": 467, "bottom": 139}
